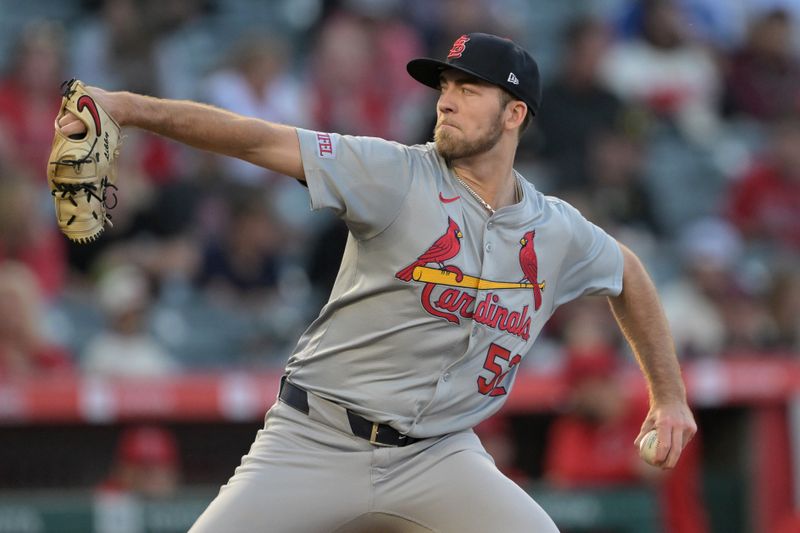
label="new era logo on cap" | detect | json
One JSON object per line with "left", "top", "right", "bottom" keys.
{"left": 507, "top": 72, "right": 519, "bottom": 85}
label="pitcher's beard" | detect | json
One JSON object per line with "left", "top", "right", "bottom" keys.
{"left": 434, "top": 120, "right": 504, "bottom": 162}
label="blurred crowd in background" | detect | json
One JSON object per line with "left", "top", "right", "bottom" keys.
{"left": 1, "top": 0, "right": 800, "bottom": 530}
{"left": 1, "top": 0, "right": 798, "bottom": 379}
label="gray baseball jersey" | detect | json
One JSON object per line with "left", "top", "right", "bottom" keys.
{"left": 285, "top": 129, "right": 623, "bottom": 438}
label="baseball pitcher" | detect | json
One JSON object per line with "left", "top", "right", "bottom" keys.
{"left": 54, "top": 33, "right": 696, "bottom": 533}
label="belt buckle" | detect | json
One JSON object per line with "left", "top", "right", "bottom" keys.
{"left": 369, "top": 422, "right": 392, "bottom": 447}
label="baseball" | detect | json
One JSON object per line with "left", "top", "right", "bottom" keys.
{"left": 639, "top": 429, "right": 660, "bottom": 465}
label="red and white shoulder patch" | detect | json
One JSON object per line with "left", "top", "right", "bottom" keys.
{"left": 316, "top": 132, "right": 336, "bottom": 159}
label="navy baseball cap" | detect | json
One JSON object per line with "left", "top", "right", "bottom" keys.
{"left": 407, "top": 33, "right": 542, "bottom": 115}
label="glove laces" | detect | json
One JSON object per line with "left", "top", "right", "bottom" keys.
{"left": 50, "top": 176, "right": 118, "bottom": 227}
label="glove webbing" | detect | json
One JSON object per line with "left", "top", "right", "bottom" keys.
{"left": 50, "top": 176, "right": 118, "bottom": 227}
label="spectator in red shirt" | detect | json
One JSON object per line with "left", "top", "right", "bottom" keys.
{"left": 727, "top": 117, "right": 800, "bottom": 250}
{"left": 544, "top": 348, "right": 709, "bottom": 533}
{"left": 0, "top": 21, "right": 65, "bottom": 178}
{"left": 308, "top": 11, "right": 425, "bottom": 142}
{"left": 99, "top": 425, "right": 180, "bottom": 498}
{"left": 545, "top": 347, "right": 643, "bottom": 487}
{"left": 0, "top": 261, "right": 72, "bottom": 380}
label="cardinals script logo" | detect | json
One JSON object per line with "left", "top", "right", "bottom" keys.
{"left": 396, "top": 220, "right": 545, "bottom": 340}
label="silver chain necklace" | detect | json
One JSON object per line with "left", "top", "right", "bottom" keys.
{"left": 453, "top": 172, "right": 496, "bottom": 214}
{"left": 452, "top": 172, "right": 522, "bottom": 215}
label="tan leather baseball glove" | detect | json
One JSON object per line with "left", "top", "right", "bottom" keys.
{"left": 48, "top": 79, "right": 121, "bottom": 243}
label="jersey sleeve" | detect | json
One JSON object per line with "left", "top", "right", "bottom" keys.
{"left": 296, "top": 128, "right": 415, "bottom": 240}
{"left": 554, "top": 201, "right": 624, "bottom": 306}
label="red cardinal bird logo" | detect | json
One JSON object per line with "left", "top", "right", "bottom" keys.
{"left": 519, "top": 230, "right": 543, "bottom": 311}
{"left": 396, "top": 217, "right": 463, "bottom": 282}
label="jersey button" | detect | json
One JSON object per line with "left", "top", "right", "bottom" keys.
{"left": 487, "top": 221, "right": 494, "bottom": 230}
{"left": 485, "top": 242, "right": 494, "bottom": 253}
{"left": 442, "top": 372, "right": 451, "bottom": 382}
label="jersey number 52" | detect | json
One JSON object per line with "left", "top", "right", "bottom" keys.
{"left": 477, "top": 343, "right": 522, "bottom": 397}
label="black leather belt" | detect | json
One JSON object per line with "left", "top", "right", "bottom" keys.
{"left": 279, "top": 376, "right": 419, "bottom": 447}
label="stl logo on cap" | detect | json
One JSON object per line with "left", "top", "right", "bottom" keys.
{"left": 447, "top": 35, "right": 470, "bottom": 59}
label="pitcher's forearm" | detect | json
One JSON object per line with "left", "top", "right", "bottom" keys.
{"left": 609, "top": 246, "right": 686, "bottom": 404}
{"left": 121, "top": 94, "right": 256, "bottom": 154}
{"left": 116, "top": 92, "right": 304, "bottom": 179}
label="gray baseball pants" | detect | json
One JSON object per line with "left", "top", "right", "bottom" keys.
{"left": 188, "top": 389, "right": 559, "bottom": 533}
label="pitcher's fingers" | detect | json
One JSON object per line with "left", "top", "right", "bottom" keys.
{"left": 634, "top": 420, "right": 654, "bottom": 448}
{"left": 682, "top": 425, "right": 695, "bottom": 448}
{"left": 664, "top": 427, "right": 685, "bottom": 469}
{"left": 58, "top": 112, "right": 82, "bottom": 129}
{"left": 57, "top": 111, "right": 87, "bottom": 136}
{"left": 655, "top": 426, "right": 672, "bottom": 465}
{"left": 60, "top": 120, "right": 87, "bottom": 137}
